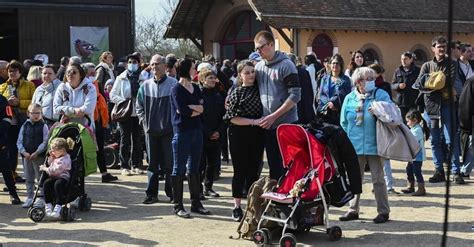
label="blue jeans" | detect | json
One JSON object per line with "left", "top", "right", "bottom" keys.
{"left": 383, "top": 159, "right": 394, "bottom": 190}
{"left": 172, "top": 129, "right": 203, "bottom": 176}
{"left": 407, "top": 161, "right": 424, "bottom": 183}
{"left": 461, "top": 135, "right": 472, "bottom": 175}
{"left": 429, "top": 104, "right": 461, "bottom": 173}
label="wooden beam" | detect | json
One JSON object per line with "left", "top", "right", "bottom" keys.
{"left": 275, "top": 28, "right": 294, "bottom": 48}
{"left": 190, "top": 37, "right": 204, "bottom": 52}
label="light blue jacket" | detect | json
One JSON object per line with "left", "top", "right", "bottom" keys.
{"left": 340, "top": 88, "right": 392, "bottom": 155}
{"left": 410, "top": 124, "right": 426, "bottom": 161}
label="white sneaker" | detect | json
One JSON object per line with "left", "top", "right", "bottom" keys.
{"left": 51, "top": 204, "right": 62, "bottom": 218}
{"left": 45, "top": 203, "right": 53, "bottom": 216}
{"left": 121, "top": 169, "right": 132, "bottom": 176}
{"left": 22, "top": 198, "right": 34, "bottom": 208}
{"left": 34, "top": 198, "right": 45, "bottom": 208}
{"left": 133, "top": 168, "right": 146, "bottom": 174}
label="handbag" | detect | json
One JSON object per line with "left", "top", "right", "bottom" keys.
{"left": 111, "top": 99, "right": 133, "bottom": 122}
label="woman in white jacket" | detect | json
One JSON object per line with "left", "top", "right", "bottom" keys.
{"left": 110, "top": 54, "right": 145, "bottom": 176}
{"left": 32, "top": 64, "right": 61, "bottom": 126}
{"left": 53, "top": 63, "right": 97, "bottom": 130}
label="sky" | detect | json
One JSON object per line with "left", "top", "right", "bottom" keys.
{"left": 135, "top": 0, "right": 171, "bottom": 19}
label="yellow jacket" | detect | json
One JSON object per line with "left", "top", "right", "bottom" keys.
{"left": 0, "top": 79, "right": 36, "bottom": 113}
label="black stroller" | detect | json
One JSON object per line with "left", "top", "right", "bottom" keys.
{"left": 27, "top": 120, "right": 97, "bottom": 222}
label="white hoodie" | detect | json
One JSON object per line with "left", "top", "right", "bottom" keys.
{"left": 53, "top": 78, "right": 97, "bottom": 129}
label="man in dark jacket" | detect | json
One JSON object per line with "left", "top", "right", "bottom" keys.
{"left": 392, "top": 51, "right": 421, "bottom": 120}
{"left": 288, "top": 53, "right": 315, "bottom": 124}
{"left": 416, "top": 36, "right": 464, "bottom": 184}
{"left": 459, "top": 77, "right": 473, "bottom": 178}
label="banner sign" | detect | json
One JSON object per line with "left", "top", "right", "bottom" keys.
{"left": 70, "top": 26, "right": 109, "bottom": 64}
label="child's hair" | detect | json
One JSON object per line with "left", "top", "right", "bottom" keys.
{"left": 406, "top": 110, "right": 430, "bottom": 140}
{"left": 27, "top": 103, "right": 42, "bottom": 114}
{"left": 50, "top": 137, "right": 75, "bottom": 151}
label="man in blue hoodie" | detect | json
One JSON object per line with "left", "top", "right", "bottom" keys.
{"left": 254, "top": 31, "right": 302, "bottom": 179}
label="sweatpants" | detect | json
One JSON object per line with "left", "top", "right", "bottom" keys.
{"left": 23, "top": 157, "right": 44, "bottom": 198}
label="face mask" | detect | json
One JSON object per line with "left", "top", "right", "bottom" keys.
{"left": 364, "top": 80, "right": 376, "bottom": 92}
{"left": 128, "top": 63, "right": 138, "bottom": 72}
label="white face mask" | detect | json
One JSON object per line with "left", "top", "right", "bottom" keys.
{"left": 128, "top": 63, "right": 139, "bottom": 72}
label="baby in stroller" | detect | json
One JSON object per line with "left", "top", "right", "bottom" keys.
{"left": 39, "top": 137, "right": 73, "bottom": 218}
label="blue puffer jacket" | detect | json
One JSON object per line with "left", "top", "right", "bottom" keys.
{"left": 340, "top": 88, "right": 392, "bottom": 155}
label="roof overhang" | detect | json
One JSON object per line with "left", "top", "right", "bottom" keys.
{"left": 164, "top": 0, "right": 215, "bottom": 40}
{"left": 248, "top": 0, "right": 474, "bottom": 33}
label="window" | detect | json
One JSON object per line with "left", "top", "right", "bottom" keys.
{"left": 221, "top": 11, "right": 268, "bottom": 60}
{"left": 311, "top": 34, "right": 333, "bottom": 60}
{"left": 363, "top": 48, "right": 380, "bottom": 65}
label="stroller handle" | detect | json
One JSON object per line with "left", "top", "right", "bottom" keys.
{"left": 59, "top": 114, "right": 92, "bottom": 127}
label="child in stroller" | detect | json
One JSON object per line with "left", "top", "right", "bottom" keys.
{"left": 39, "top": 137, "right": 73, "bottom": 218}
{"left": 28, "top": 119, "right": 96, "bottom": 222}
{"left": 253, "top": 124, "right": 350, "bottom": 246}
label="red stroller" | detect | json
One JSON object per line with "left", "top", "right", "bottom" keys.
{"left": 253, "top": 124, "right": 343, "bottom": 246}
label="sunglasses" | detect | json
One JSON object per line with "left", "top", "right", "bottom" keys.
{"left": 66, "top": 70, "right": 78, "bottom": 75}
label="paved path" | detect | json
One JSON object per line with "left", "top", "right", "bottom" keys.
{"left": 0, "top": 150, "right": 472, "bottom": 246}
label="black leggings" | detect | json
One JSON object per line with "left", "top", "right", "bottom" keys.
{"left": 95, "top": 120, "right": 107, "bottom": 173}
{"left": 229, "top": 125, "right": 264, "bottom": 198}
{"left": 44, "top": 177, "right": 68, "bottom": 205}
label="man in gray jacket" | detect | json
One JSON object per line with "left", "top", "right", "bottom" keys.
{"left": 254, "top": 31, "right": 301, "bottom": 179}
{"left": 136, "top": 54, "right": 177, "bottom": 204}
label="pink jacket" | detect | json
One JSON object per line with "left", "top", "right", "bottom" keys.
{"left": 47, "top": 154, "right": 71, "bottom": 181}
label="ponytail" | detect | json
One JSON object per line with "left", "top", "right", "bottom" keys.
{"left": 420, "top": 118, "right": 431, "bottom": 141}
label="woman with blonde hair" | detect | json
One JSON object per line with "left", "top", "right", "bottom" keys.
{"left": 27, "top": 65, "right": 42, "bottom": 87}
{"left": 95, "top": 51, "right": 115, "bottom": 95}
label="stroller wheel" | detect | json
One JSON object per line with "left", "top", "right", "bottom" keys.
{"left": 67, "top": 207, "right": 76, "bottom": 221}
{"left": 84, "top": 197, "right": 92, "bottom": 211}
{"left": 327, "top": 226, "right": 342, "bottom": 241}
{"left": 279, "top": 233, "right": 296, "bottom": 247}
{"left": 28, "top": 207, "right": 45, "bottom": 222}
{"left": 253, "top": 229, "right": 270, "bottom": 245}
{"left": 104, "top": 146, "right": 120, "bottom": 169}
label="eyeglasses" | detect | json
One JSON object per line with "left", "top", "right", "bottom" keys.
{"left": 331, "top": 62, "right": 340, "bottom": 65}
{"left": 66, "top": 70, "right": 78, "bottom": 75}
{"left": 255, "top": 43, "right": 268, "bottom": 52}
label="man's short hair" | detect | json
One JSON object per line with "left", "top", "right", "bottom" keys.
{"left": 431, "top": 36, "right": 447, "bottom": 47}
{"left": 459, "top": 43, "right": 471, "bottom": 53}
{"left": 254, "top": 30, "right": 275, "bottom": 44}
{"left": 60, "top": 56, "right": 69, "bottom": 66}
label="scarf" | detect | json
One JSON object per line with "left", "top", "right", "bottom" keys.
{"left": 127, "top": 70, "right": 140, "bottom": 98}
{"left": 354, "top": 89, "right": 370, "bottom": 126}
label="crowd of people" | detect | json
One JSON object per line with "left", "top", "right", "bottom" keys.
{"left": 0, "top": 31, "right": 472, "bottom": 223}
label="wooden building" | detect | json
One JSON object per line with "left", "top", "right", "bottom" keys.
{"left": 0, "top": 0, "right": 134, "bottom": 64}
{"left": 165, "top": 0, "right": 474, "bottom": 78}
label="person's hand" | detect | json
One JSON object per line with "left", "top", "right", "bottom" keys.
{"left": 22, "top": 152, "right": 31, "bottom": 160}
{"left": 224, "top": 96, "right": 230, "bottom": 110}
{"left": 30, "top": 152, "right": 38, "bottom": 160}
{"left": 39, "top": 165, "right": 47, "bottom": 172}
{"left": 328, "top": 102, "right": 335, "bottom": 110}
{"left": 210, "top": 131, "right": 220, "bottom": 140}
{"left": 399, "top": 83, "right": 406, "bottom": 89}
{"left": 259, "top": 114, "right": 277, "bottom": 129}
{"left": 368, "top": 107, "right": 375, "bottom": 115}
{"left": 74, "top": 108, "right": 84, "bottom": 117}
{"left": 7, "top": 96, "right": 19, "bottom": 106}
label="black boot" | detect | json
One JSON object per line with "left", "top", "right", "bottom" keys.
{"left": 188, "top": 174, "right": 211, "bottom": 215}
{"left": 171, "top": 176, "right": 190, "bottom": 218}
{"left": 429, "top": 170, "right": 446, "bottom": 183}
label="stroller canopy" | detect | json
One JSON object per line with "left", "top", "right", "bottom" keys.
{"left": 276, "top": 124, "right": 335, "bottom": 201}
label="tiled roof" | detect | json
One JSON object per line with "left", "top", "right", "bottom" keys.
{"left": 248, "top": 0, "right": 474, "bottom": 33}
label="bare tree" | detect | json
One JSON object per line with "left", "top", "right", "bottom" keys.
{"left": 135, "top": 0, "right": 201, "bottom": 61}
